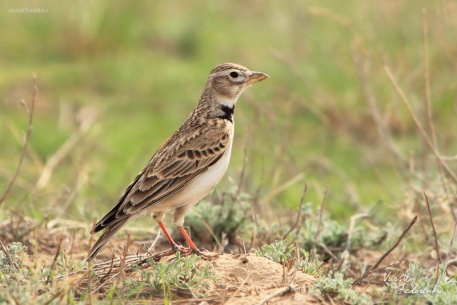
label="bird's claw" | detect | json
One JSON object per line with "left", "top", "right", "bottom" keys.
{"left": 150, "top": 245, "right": 217, "bottom": 261}
{"left": 191, "top": 248, "right": 218, "bottom": 261}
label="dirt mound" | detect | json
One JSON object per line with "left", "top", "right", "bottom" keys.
{"left": 87, "top": 252, "right": 324, "bottom": 304}
{"left": 212, "top": 254, "right": 322, "bottom": 304}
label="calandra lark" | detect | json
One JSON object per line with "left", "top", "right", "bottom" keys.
{"left": 88, "top": 63, "right": 268, "bottom": 261}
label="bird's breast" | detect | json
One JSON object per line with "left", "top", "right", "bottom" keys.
{"left": 180, "top": 127, "right": 234, "bottom": 206}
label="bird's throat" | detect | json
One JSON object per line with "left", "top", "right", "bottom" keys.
{"left": 218, "top": 105, "right": 235, "bottom": 122}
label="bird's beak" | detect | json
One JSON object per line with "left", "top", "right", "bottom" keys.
{"left": 247, "top": 71, "right": 269, "bottom": 85}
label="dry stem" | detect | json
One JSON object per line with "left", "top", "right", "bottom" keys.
{"left": 352, "top": 215, "right": 418, "bottom": 286}
{"left": 257, "top": 284, "right": 297, "bottom": 305}
{"left": 384, "top": 66, "right": 457, "bottom": 184}
{"left": 283, "top": 184, "right": 308, "bottom": 240}
{"left": 0, "top": 74, "right": 37, "bottom": 205}
{"left": 423, "top": 192, "right": 442, "bottom": 264}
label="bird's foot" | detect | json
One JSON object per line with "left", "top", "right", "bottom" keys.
{"left": 172, "top": 244, "right": 193, "bottom": 257}
{"left": 148, "top": 244, "right": 188, "bottom": 261}
{"left": 150, "top": 245, "right": 217, "bottom": 261}
{"left": 191, "top": 248, "right": 219, "bottom": 261}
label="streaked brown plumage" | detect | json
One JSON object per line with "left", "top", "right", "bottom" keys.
{"left": 87, "top": 63, "right": 268, "bottom": 261}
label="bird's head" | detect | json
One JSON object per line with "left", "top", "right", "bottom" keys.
{"left": 206, "top": 63, "right": 269, "bottom": 108}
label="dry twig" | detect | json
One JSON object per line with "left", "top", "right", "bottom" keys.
{"left": 384, "top": 66, "right": 457, "bottom": 184}
{"left": 352, "top": 215, "right": 418, "bottom": 286}
{"left": 0, "top": 241, "right": 23, "bottom": 276}
{"left": 45, "top": 230, "right": 65, "bottom": 285}
{"left": 36, "top": 107, "right": 98, "bottom": 189}
{"left": 256, "top": 284, "right": 297, "bottom": 305}
{"left": 235, "top": 125, "right": 251, "bottom": 199}
{"left": 0, "top": 74, "right": 37, "bottom": 205}
{"left": 423, "top": 192, "right": 442, "bottom": 264}
{"left": 351, "top": 43, "right": 404, "bottom": 161}
{"left": 313, "top": 188, "right": 327, "bottom": 257}
{"left": 448, "top": 203, "right": 457, "bottom": 258}
{"left": 422, "top": 9, "right": 436, "bottom": 147}
{"left": 283, "top": 184, "right": 308, "bottom": 240}
{"left": 339, "top": 213, "right": 370, "bottom": 271}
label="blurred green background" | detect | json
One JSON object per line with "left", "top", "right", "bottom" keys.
{"left": 1, "top": 0, "right": 456, "bottom": 222}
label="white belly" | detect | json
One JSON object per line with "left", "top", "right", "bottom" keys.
{"left": 146, "top": 129, "right": 234, "bottom": 217}
{"left": 182, "top": 132, "right": 233, "bottom": 203}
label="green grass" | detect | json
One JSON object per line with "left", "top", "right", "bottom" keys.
{"left": 2, "top": 1, "right": 457, "bottom": 221}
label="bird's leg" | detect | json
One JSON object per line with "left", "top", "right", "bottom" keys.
{"left": 177, "top": 225, "right": 218, "bottom": 260}
{"left": 173, "top": 206, "right": 217, "bottom": 260}
{"left": 156, "top": 220, "right": 192, "bottom": 256}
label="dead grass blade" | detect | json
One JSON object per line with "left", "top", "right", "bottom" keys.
{"left": 0, "top": 241, "right": 23, "bottom": 277}
{"left": 114, "top": 234, "right": 131, "bottom": 303}
{"left": 35, "top": 107, "right": 98, "bottom": 189}
{"left": 448, "top": 203, "right": 457, "bottom": 258}
{"left": 283, "top": 184, "right": 308, "bottom": 240}
{"left": 43, "top": 291, "right": 65, "bottom": 305}
{"left": 0, "top": 74, "right": 37, "bottom": 206}
{"left": 235, "top": 125, "right": 251, "bottom": 200}
{"left": 384, "top": 66, "right": 457, "bottom": 184}
{"left": 351, "top": 43, "right": 405, "bottom": 162}
{"left": 262, "top": 173, "right": 304, "bottom": 203}
{"left": 256, "top": 284, "right": 297, "bottom": 305}
{"left": 423, "top": 192, "right": 442, "bottom": 264}
{"left": 422, "top": 9, "right": 436, "bottom": 147}
{"left": 45, "top": 230, "right": 65, "bottom": 285}
{"left": 352, "top": 215, "right": 418, "bottom": 286}
{"left": 339, "top": 213, "right": 370, "bottom": 271}
{"left": 224, "top": 274, "right": 251, "bottom": 304}
{"left": 313, "top": 188, "right": 327, "bottom": 258}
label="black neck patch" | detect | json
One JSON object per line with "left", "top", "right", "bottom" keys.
{"left": 218, "top": 105, "right": 235, "bottom": 122}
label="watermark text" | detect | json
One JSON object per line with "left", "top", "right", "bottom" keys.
{"left": 384, "top": 271, "right": 443, "bottom": 295}
{"left": 9, "top": 8, "right": 48, "bottom": 14}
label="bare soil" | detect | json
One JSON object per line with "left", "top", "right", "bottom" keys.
{"left": 209, "top": 254, "right": 321, "bottom": 305}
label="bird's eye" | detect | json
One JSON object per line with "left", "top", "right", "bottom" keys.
{"left": 230, "top": 71, "right": 239, "bottom": 78}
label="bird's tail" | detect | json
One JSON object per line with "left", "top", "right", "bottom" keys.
{"left": 85, "top": 218, "right": 129, "bottom": 262}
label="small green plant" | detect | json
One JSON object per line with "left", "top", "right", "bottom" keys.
{"left": 254, "top": 240, "right": 322, "bottom": 277}
{"left": 127, "top": 253, "right": 218, "bottom": 299}
{"left": 0, "top": 242, "right": 28, "bottom": 273}
{"left": 254, "top": 240, "right": 294, "bottom": 263}
{"left": 300, "top": 210, "right": 347, "bottom": 251}
{"left": 295, "top": 249, "right": 322, "bottom": 277}
{"left": 0, "top": 241, "right": 30, "bottom": 291}
{"left": 314, "top": 272, "right": 373, "bottom": 305}
{"left": 186, "top": 188, "right": 253, "bottom": 247}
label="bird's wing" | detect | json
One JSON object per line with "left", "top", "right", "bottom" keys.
{"left": 93, "top": 123, "right": 230, "bottom": 231}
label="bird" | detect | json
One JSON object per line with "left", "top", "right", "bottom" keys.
{"left": 87, "top": 63, "right": 268, "bottom": 261}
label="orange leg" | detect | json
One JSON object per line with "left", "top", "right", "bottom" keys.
{"left": 157, "top": 220, "right": 177, "bottom": 246}
{"left": 177, "top": 225, "right": 218, "bottom": 260}
{"left": 177, "top": 225, "right": 199, "bottom": 252}
{"left": 155, "top": 221, "right": 216, "bottom": 260}
{"left": 156, "top": 221, "right": 191, "bottom": 256}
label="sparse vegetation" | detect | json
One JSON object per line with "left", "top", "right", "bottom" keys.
{"left": 383, "top": 263, "right": 457, "bottom": 305}
{"left": 126, "top": 253, "right": 218, "bottom": 299}
{"left": 314, "top": 272, "right": 374, "bottom": 304}
{"left": 254, "top": 240, "right": 323, "bottom": 277}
